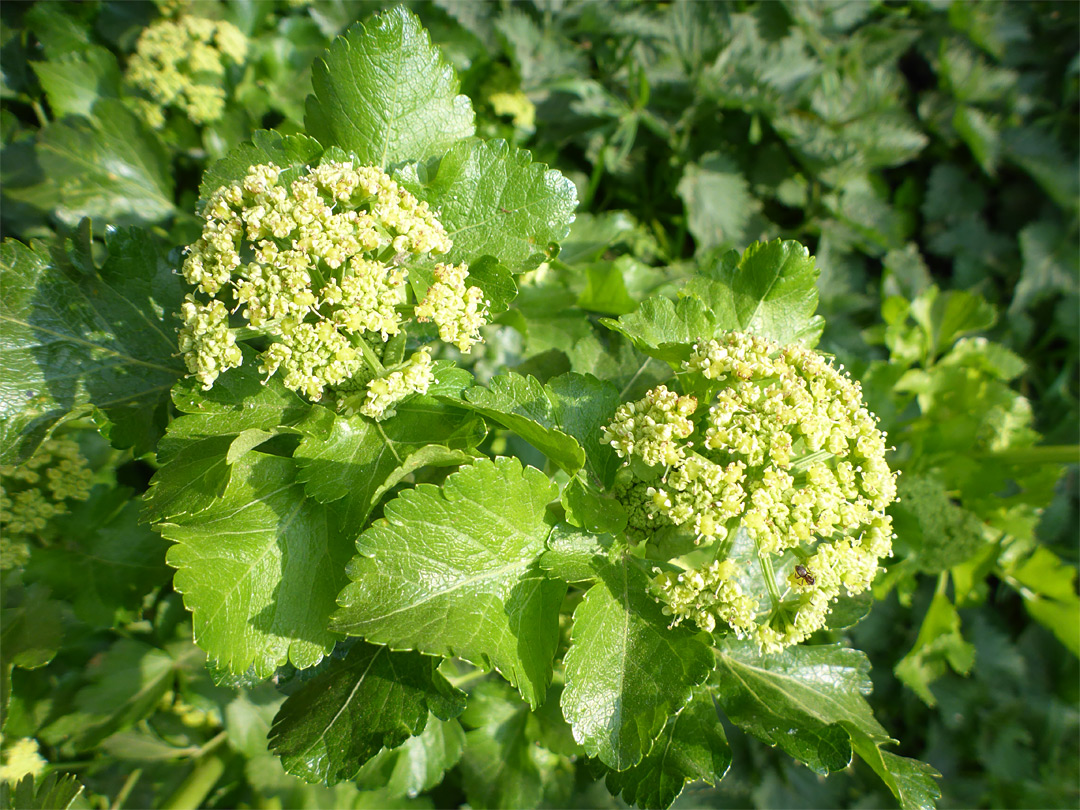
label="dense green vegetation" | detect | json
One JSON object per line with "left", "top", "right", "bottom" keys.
{"left": 1, "top": 2, "right": 1076, "bottom": 809}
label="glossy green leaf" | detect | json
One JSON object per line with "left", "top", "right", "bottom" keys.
{"left": 268, "top": 642, "right": 465, "bottom": 785}
{"left": 847, "top": 727, "right": 942, "bottom": 810}
{"left": 400, "top": 138, "right": 578, "bottom": 271}
{"left": 686, "top": 239, "right": 825, "bottom": 346}
{"left": 333, "top": 457, "right": 563, "bottom": 708}
{"left": 455, "top": 372, "right": 584, "bottom": 473}
{"left": 605, "top": 688, "right": 732, "bottom": 810}
{"left": 160, "top": 452, "right": 353, "bottom": 678}
{"left": 0, "top": 228, "right": 184, "bottom": 464}
{"left": 895, "top": 589, "right": 976, "bottom": 705}
{"left": 199, "top": 130, "right": 324, "bottom": 203}
{"left": 712, "top": 640, "right": 885, "bottom": 774}
{"left": 600, "top": 294, "right": 723, "bottom": 365}
{"left": 561, "top": 559, "right": 714, "bottom": 770}
{"left": 305, "top": 6, "right": 474, "bottom": 167}
{"left": 294, "top": 395, "right": 484, "bottom": 537}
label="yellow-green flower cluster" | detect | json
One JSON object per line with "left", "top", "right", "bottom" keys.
{"left": 357, "top": 348, "right": 435, "bottom": 421}
{"left": 179, "top": 161, "right": 487, "bottom": 417}
{"left": 0, "top": 738, "right": 46, "bottom": 785}
{"left": 0, "top": 437, "right": 93, "bottom": 569}
{"left": 605, "top": 332, "right": 898, "bottom": 653}
{"left": 127, "top": 15, "right": 247, "bottom": 127}
{"left": 602, "top": 385, "right": 697, "bottom": 467}
{"left": 415, "top": 263, "right": 489, "bottom": 352}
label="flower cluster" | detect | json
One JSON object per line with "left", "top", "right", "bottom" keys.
{"left": 0, "top": 738, "right": 46, "bottom": 785}
{"left": 0, "top": 437, "right": 94, "bottom": 570}
{"left": 179, "top": 161, "right": 489, "bottom": 419}
{"left": 126, "top": 15, "right": 248, "bottom": 128}
{"left": 604, "top": 332, "right": 898, "bottom": 652}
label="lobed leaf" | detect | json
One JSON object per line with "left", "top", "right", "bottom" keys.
{"left": 333, "top": 457, "right": 564, "bottom": 708}
{"left": 561, "top": 558, "right": 714, "bottom": 771}
{"left": 686, "top": 238, "right": 825, "bottom": 346}
{"left": 160, "top": 452, "right": 353, "bottom": 679}
{"left": 305, "top": 6, "right": 475, "bottom": 168}
{"left": 0, "top": 227, "right": 184, "bottom": 464}
{"left": 400, "top": 138, "right": 578, "bottom": 271}
{"left": 268, "top": 642, "right": 465, "bottom": 785}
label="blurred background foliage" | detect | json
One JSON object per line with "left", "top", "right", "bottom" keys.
{"left": 1, "top": 1, "right": 1076, "bottom": 808}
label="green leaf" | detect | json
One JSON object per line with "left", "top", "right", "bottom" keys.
{"left": 600, "top": 294, "right": 723, "bottom": 365}
{"left": 459, "top": 680, "right": 573, "bottom": 810}
{"left": 847, "top": 728, "right": 942, "bottom": 810}
{"left": 687, "top": 239, "right": 825, "bottom": 346}
{"left": 561, "top": 478, "right": 627, "bottom": 536}
{"left": 1010, "top": 547, "right": 1080, "bottom": 656}
{"left": 268, "top": 642, "right": 465, "bottom": 785}
{"left": 0, "top": 228, "right": 185, "bottom": 464}
{"left": 1010, "top": 220, "right": 1080, "bottom": 317}
{"left": 454, "top": 372, "right": 585, "bottom": 474}
{"left": 894, "top": 589, "right": 976, "bottom": 706}
{"left": 35, "top": 99, "right": 175, "bottom": 228}
{"left": 199, "top": 130, "right": 324, "bottom": 204}
{"left": 546, "top": 373, "right": 622, "bottom": 488}
{"left": 143, "top": 435, "right": 234, "bottom": 522}
{"left": 677, "top": 153, "right": 759, "bottom": 253}
{"left": 41, "top": 638, "right": 201, "bottom": 752}
{"left": 1, "top": 773, "right": 83, "bottom": 810}
{"left": 30, "top": 45, "right": 120, "bottom": 119}
{"left": 605, "top": 688, "right": 732, "bottom": 810}
{"left": 0, "top": 580, "right": 63, "bottom": 674}
{"left": 160, "top": 452, "right": 353, "bottom": 678}
{"left": 294, "top": 396, "right": 484, "bottom": 537}
{"left": 334, "top": 458, "right": 563, "bottom": 708}
{"left": 1002, "top": 125, "right": 1080, "bottom": 212}
{"left": 539, "top": 523, "right": 610, "bottom": 584}
{"left": 354, "top": 716, "right": 466, "bottom": 797}
{"left": 712, "top": 640, "right": 888, "bottom": 774}
{"left": 158, "top": 349, "right": 310, "bottom": 462}
{"left": 561, "top": 558, "right": 714, "bottom": 770}
{"left": 26, "top": 486, "right": 170, "bottom": 628}
{"left": 401, "top": 138, "right": 578, "bottom": 271}
{"left": 305, "top": 6, "right": 475, "bottom": 167}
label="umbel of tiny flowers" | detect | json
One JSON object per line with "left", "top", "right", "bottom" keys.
{"left": 602, "top": 332, "right": 899, "bottom": 653}
{"left": 0, "top": 436, "right": 94, "bottom": 570}
{"left": 178, "top": 161, "right": 490, "bottom": 421}
{"left": 126, "top": 14, "right": 248, "bottom": 128}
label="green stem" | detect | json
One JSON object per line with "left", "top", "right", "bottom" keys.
{"left": 355, "top": 337, "right": 385, "bottom": 376}
{"left": 110, "top": 768, "right": 142, "bottom": 810}
{"left": 160, "top": 743, "right": 227, "bottom": 810}
{"left": 977, "top": 445, "right": 1079, "bottom": 465}
{"left": 31, "top": 99, "right": 49, "bottom": 127}
{"left": 756, "top": 547, "right": 783, "bottom": 609}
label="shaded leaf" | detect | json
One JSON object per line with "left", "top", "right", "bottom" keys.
{"left": 605, "top": 688, "right": 732, "bottom": 810}
{"left": 35, "top": 99, "right": 174, "bottom": 228}
{"left": 333, "top": 457, "right": 564, "bottom": 708}
{"left": 269, "top": 642, "right": 465, "bottom": 785}
{"left": 0, "top": 228, "right": 184, "bottom": 464}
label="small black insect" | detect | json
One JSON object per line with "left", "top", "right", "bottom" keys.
{"left": 794, "top": 564, "right": 815, "bottom": 586}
